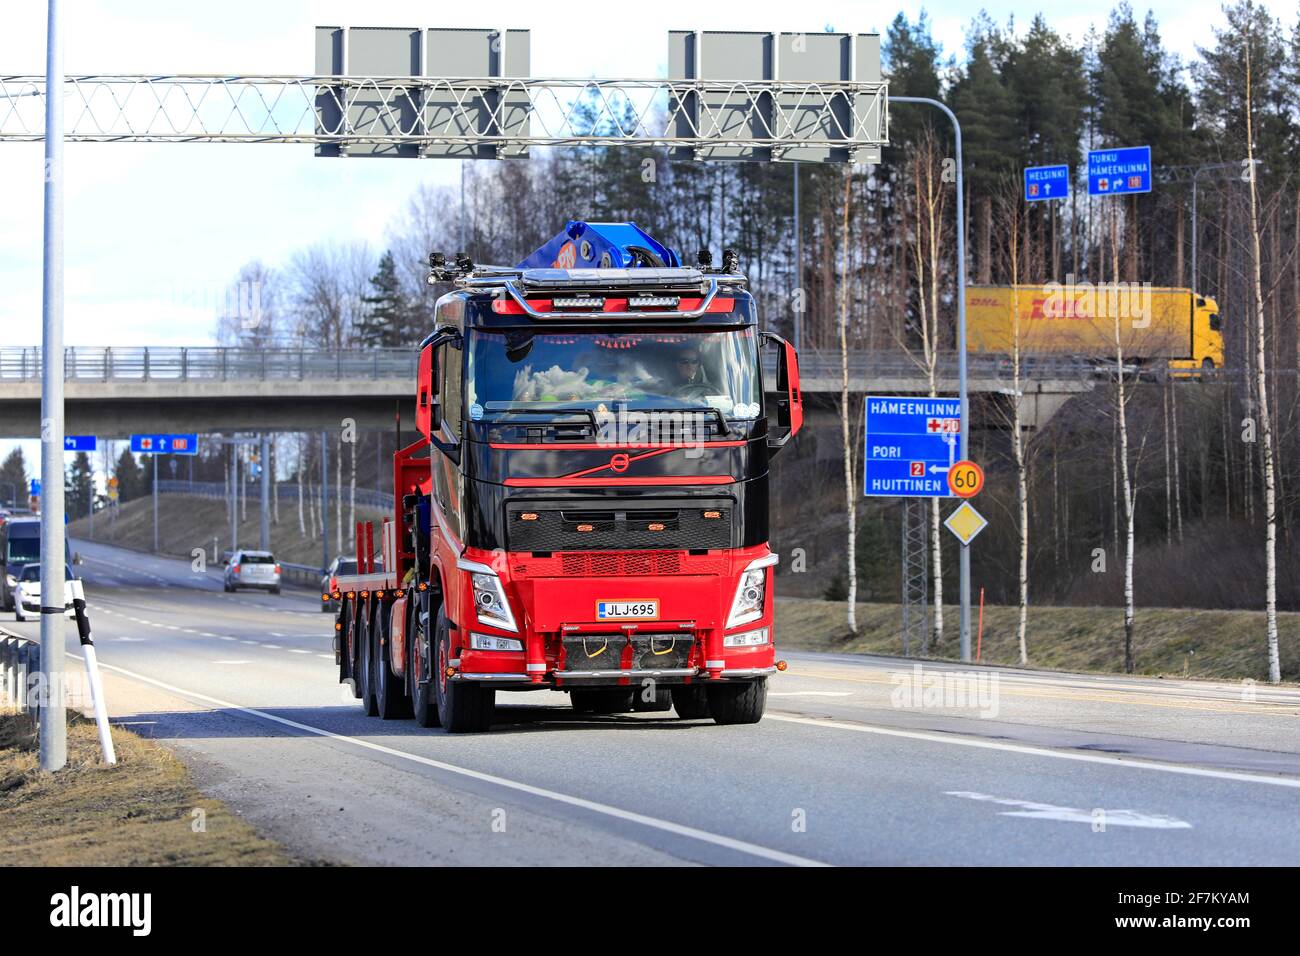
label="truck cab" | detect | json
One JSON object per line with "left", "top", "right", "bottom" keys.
{"left": 333, "top": 222, "right": 803, "bottom": 732}
{"left": 1169, "top": 293, "right": 1224, "bottom": 371}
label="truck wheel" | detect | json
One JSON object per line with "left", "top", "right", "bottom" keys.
{"left": 672, "top": 683, "right": 711, "bottom": 719}
{"left": 373, "top": 602, "right": 411, "bottom": 720}
{"left": 570, "top": 688, "right": 635, "bottom": 714}
{"left": 433, "top": 608, "right": 495, "bottom": 733}
{"left": 707, "top": 679, "right": 767, "bottom": 725}
{"left": 408, "top": 600, "right": 440, "bottom": 728}
{"left": 631, "top": 682, "right": 673, "bottom": 712}
{"left": 357, "top": 603, "right": 378, "bottom": 717}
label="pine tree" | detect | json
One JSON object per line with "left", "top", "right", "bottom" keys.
{"left": 0, "top": 447, "right": 28, "bottom": 509}
{"left": 114, "top": 448, "right": 144, "bottom": 503}
{"left": 357, "top": 251, "right": 410, "bottom": 348}
{"left": 65, "top": 451, "right": 94, "bottom": 519}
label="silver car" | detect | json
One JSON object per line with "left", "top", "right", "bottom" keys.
{"left": 223, "top": 550, "right": 281, "bottom": 594}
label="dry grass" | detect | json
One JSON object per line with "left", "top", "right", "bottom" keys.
{"left": 776, "top": 597, "right": 1300, "bottom": 682}
{"left": 0, "top": 709, "right": 297, "bottom": 866}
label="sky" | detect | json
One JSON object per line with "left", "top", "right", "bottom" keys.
{"left": 1, "top": 0, "right": 1295, "bottom": 482}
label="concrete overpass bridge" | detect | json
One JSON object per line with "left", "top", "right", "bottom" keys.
{"left": 0, "top": 345, "right": 1098, "bottom": 438}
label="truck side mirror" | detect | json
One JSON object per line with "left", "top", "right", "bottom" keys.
{"left": 420, "top": 328, "right": 462, "bottom": 466}
{"left": 760, "top": 331, "right": 803, "bottom": 453}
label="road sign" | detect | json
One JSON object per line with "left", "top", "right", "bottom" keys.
{"left": 944, "top": 501, "right": 988, "bottom": 545}
{"left": 1087, "top": 146, "right": 1151, "bottom": 196}
{"left": 29, "top": 478, "right": 40, "bottom": 496}
{"left": 130, "top": 433, "right": 198, "bottom": 455}
{"left": 863, "top": 396, "right": 962, "bottom": 497}
{"left": 63, "top": 435, "right": 96, "bottom": 452}
{"left": 947, "top": 460, "right": 985, "bottom": 498}
{"left": 1024, "top": 164, "right": 1069, "bottom": 202}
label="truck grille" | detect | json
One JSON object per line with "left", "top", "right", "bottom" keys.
{"left": 506, "top": 499, "right": 732, "bottom": 552}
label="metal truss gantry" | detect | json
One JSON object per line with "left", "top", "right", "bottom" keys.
{"left": 0, "top": 74, "right": 889, "bottom": 159}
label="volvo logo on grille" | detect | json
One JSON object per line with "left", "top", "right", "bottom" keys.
{"left": 609, "top": 453, "right": 630, "bottom": 473}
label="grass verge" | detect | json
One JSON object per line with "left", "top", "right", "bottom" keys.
{"left": 777, "top": 597, "right": 1298, "bottom": 682}
{"left": 0, "top": 709, "right": 297, "bottom": 866}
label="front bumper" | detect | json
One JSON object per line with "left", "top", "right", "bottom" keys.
{"left": 448, "top": 544, "right": 779, "bottom": 687}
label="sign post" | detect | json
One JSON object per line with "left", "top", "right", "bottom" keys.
{"left": 1023, "top": 164, "right": 1070, "bottom": 202}
{"left": 1087, "top": 146, "right": 1152, "bottom": 196}
{"left": 863, "top": 396, "right": 962, "bottom": 498}
{"left": 130, "top": 434, "right": 198, "bottom": 553}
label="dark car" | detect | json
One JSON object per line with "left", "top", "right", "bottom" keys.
{"left": 0, "top": 518, "right": 75, "bottom": 612}
{"left": 320, "top": 556, "right": 358, "bottom": 612}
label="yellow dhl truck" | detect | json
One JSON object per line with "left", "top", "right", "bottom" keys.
{"left": 966, "top": 285, "right": 1224, "bottom": 370}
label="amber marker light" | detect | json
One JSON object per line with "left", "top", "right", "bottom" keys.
{"left": 776, "top": 660, "right": 788, "bottom": 672}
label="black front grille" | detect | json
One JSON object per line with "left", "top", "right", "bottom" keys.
{"left": 507, "top": 498, "right": 733, "bottom": 552}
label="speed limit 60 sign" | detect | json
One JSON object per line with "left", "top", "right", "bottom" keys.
{"left": 947, "top": 460, "right": 984, "bottom": 498}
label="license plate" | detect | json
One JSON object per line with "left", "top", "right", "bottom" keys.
{"left": 596, "top": 600, "right": 659, "bottom": 621}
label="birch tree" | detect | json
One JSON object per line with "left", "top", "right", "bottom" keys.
{"left": 1243, "top": 46, "right": 1281, "bottom": 683}
{"left": 836, "top": 167, "right": 858, "bottom": 634}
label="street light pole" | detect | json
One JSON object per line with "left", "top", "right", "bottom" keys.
{"left": 793, "top": 160, "right": 802, "bottom": 351}
{"left": 888, "top": 95, "right": 972, "bottom": 661}
{"left": 38, "top": 0, "right": 67, "bottom": 771}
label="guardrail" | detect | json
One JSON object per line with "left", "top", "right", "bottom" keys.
{"left": 0, "top": 346, "right": 417, "bottom": 382}
{"left": 0, "top": 629, "right": 39, "bottom": 718}
{"left": 280, "top": 561, "right": 326, "bottom": 583}
{"left": 154, "top": 479, "right": 395, "bottom": 511}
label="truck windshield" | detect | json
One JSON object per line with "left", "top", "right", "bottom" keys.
{"left": 6, "top": 536, "right": 39, "bottom": 565}
{"left": 465, "top": 329, "right": 761, "bottom": 420}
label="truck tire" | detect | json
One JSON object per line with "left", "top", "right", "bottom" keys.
{"left": 570, "top": 688, "right": 635, "bottom": 714}
{"left": 408, "top": 599, "right": 440, "bottom": 727}
{"left": 433, "top": 608, "right": 495, "bottom": 733}
{"left": 707, "top": 678, "right": 767, "bottom": 725}
{"left": 631, "top": 682, "right": 673, "bottom": 712}
{"left": 373, "top": 601, "right": 411, "bottom": 720}
{"left": 672, "top": 683, "right": 711, "bottom": 720}
{"left": 357, "top": 602, "right": 378, "bottom": 717}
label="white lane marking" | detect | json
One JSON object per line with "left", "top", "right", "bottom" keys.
{"left": 115, "top": 636, "right": 147, "bottom": 642}
{"left": 946, "top": 791, "right": 1192, "bottom": 829}
{"left": 241, "top": 640, "right": 259, "bottom": 645}
{"left": 263, "top": 644, "right": 282, "bottom": 650}
{"left": 219, "top": 636, "right": 237, "bottom": 642}
{"left": 317, "top": 654, "right": 335, "bottom": 660}
{"left": 766, "top": 714, "right": 1300, "bottom": 789}
{"left": 212, "top": 660, "right": 252, "bottom": 665}
{"left": 289, "top": 649, "right": 311, "bottom": 654}
{"left": 768, "top": 691, "right": 852, "bottom": 698}
{"left": 271, "top": 632, "right": 287, "bottom": 638}
{"left": 201, "top": 632, "right": 219, "bottom": 637}
{"left": 86, "top": 659, "right": 827, "bottom": 868}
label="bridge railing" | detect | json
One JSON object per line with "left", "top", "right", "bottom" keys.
{"left": 0, "top": 346, "right": 417, "bottom": 382}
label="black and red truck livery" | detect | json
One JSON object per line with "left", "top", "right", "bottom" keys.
{"left": 329, "top": 221, "right": 803, "bottom": 732}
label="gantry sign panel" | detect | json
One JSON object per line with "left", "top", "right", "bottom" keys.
{"left": 314, "top": 26, "right": 530, "bottom": 158}
{"left": 668, "top": 30, "right": 884, "bottom": 163}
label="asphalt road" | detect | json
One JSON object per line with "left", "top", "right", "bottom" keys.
{"left": 8, "top": 538, "right": 1298, "bottom": 866}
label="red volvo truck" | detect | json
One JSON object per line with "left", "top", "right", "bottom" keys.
{"left": 328, "top": 221, "right": 802, "bottom": 732}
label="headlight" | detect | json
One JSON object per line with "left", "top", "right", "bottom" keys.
{"left": 726, "top": 554, "right": 778, "bottom": 628}
{"left": 4, "top": 574, "right": 15, "bottom": 588}
{"left": 458, "top": 558, "right": 518, "bottom": 632}
{"left": 723, "top": 627, "right": 770, "bottom": 648}
{"left": 470, "top": 632, "right": 524, "bottom": 652}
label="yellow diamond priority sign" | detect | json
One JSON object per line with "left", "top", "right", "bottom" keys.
{"left": 944, "top": 501, "right": 988, "bottom": 545}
